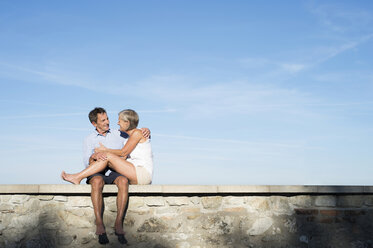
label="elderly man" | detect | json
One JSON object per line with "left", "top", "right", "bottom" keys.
{"left": 82, "top": 107, "right": 149, "bottom": 244}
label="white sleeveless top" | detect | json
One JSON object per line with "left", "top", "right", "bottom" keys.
{"left": 126, "top": 139, "right": 153, "bottom": 176}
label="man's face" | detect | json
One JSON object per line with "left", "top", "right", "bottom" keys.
{"left": 92, "top": 113, "right": 110, "bottom": 134}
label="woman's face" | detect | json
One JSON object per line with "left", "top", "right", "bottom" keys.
{"left": 117, "top": 118, "right": 129, "bottom": 132}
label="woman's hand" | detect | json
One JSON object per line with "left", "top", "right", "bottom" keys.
{"left": 94, "top": 142, "right": 107, "bottom": 153}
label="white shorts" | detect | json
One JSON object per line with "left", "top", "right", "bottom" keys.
{"left": 135, "top": 166, "right": 152, "bottom": 185}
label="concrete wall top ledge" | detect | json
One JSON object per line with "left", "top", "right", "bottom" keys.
{"left": 0, "top": 184, "right": 372, "bottom": 194}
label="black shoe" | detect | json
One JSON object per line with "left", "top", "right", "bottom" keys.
{"left": 115, "top": 232, "right": 128, "bottom": 244}
{"left": 98, "top": 233, "right": 109, "bottom": 244}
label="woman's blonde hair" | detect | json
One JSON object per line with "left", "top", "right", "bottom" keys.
{"left": 118, "top": 109, "right": 139, "bottom": 130}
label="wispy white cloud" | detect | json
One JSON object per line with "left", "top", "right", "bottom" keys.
{"left": 0, "top": 112, "right": 87, "bottom": 120}
{"left": 29, "top": 126, "right": 91, "bottom": 131}
{"left": 0, "top": 61, "right": 99, "bottom": 92}
{"left": 153, "top": 133, "right": 319, "bottom": 149}
{"left": 0, "top": 109, "right": 178, "bottom": 120}
{"left": 238, "top": 58, "right": 308, "bottom": 74}
{"left": 305, "top": 102, "right": 373, "bottom": 107}
{"left": 314, "top": 34, "right": 373, "bottom": 64}
{"left": 308, "top": 2, "right": 373, "bottom": 33}
{"left": 279, "top": 63, "right": 307, "bottom": 73}
{"left": 127, "top": 77, "right": 315, "bottom": 118}
{"left": 110, "top": 109, "right": 178, "bottom": 114}
{"left": 239, "top": 32, "right": 373, "bottom": 80}
{"left": 0, "top": 99, "right": 88, "bottom": 110}
{"left": 0, "top": 58, "right": 368, "bottom": 123}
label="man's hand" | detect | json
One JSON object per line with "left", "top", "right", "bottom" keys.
{"left": 94, "top": 142, "right": 107, "bottom": 153}
{"left": 141, "top": 128, "right": 151, "bottom": 139}
{"left": 90, "top": 152, "right": 107, "bottom": 163}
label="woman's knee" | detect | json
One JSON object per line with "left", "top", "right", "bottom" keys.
{"left": 106, "top": 152, "right": 117, "bottom": 160}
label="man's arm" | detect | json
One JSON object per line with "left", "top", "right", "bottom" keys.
{"left": 141, "top": 128, "right": 151, "bottom": 139}
{"left": 83, "top": 135, "right": 107, "bottom": 167}
{"left": 83, "top": 137, "right": 93, "bottom": 167}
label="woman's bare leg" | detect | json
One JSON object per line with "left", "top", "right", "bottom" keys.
{"left": 106, "top": 153, "right": 138, "bottom": 184}
{"left": 61, "top": 159, "right": 109, "bottom": 184}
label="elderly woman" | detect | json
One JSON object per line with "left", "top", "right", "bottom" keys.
{"left": 62, "top": 109, "right": 153, "bottom": 185}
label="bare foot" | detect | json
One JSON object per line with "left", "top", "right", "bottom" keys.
{"left": 61, "top": 171, "right": 81, "bottom": 185}
{"left": 96, "top": 223, "right": 106, "bottom": 235}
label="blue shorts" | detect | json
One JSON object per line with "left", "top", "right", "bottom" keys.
{"left": 86, "top": 169, "right": 126, "bottom": 184}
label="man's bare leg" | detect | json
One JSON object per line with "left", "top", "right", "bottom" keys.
{"left": 89, "top": 176, "right": 106, "bottom": 235}
{"left": 113, "top": 176, "right": 129, "bottom": 235}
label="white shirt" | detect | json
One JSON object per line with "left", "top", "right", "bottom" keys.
{"left": 82, "top": 129, "right": 128, "bottom": 168}
{"left": 127, "top": 139, "right": 153, "bottom": 176}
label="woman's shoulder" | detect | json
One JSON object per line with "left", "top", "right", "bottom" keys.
{"left": 130, "top": 129, "right": 144, "bottom": 138}
{"left": 132, "top": 129, "right": 148, "bottom": 143}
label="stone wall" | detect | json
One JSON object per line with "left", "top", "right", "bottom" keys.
{"left": 0, "top": 185, "right": 373, "bottom": 248}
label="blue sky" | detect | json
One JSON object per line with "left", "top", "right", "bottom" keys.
{"left": 1, "top": 0, "right": 372, "bottom": 185}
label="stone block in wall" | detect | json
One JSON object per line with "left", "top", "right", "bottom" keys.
{"left": 159, "top": 214, "right": 185, "bottom": 233}
{"left": 0, "top": 223, "right": 4, "bottom": 234}
{"left": 221, "top": 207, "right": 247, "bottom": 213}
{"left": 144, "top": 197, "right": 165, "bottom": 207}
{"left": 283, "top": 217, "right": 297, "bottom": 233}
{"left": 37, "top": 195, "right": 54, "bottom": 201}
{"left": 246, "top": 216, "right": 273, "bottom": 236}
{"left": 77, "top": 235, "right": 92, "bottom": 247}
{"left": 166, "top": 197, "right": 190, "bottom": 206}
{"left": 67, "top": 208, "right": 92, "bottom": 217}
{"left": 137, "top": 217, "right": 167, "bottom": 232}
{"left": 2, "top": 228, "right": 27, "bottom": 243}
{"left": 67, "top": 196, "right": 92, "bottom": 208}
{"left": 0, "top": 202, "right": 14, "bottom": 213}
{"left": 103, "top": 196, "right": 117, "bottom": 212}
{"left": 269, "top": 196, "right": 293, "bottom": 215}
{"left": 57, "top": 231, "right": 74, "bottom": 246}
{"left": 129, "top": 196, "right": 144, "bottom": 209}
{"left": 155, "top": 207, "right": 179, "bottom": 216}
{"left": 0, "top": 212, "right": 14, "bottom": 229}
{"left": 12, "top": 213, "right": 37, "bottom": 229}
{"left": 315, "top": 195, "right": 337, "bottom": 207}
{"left": 10, "top": 195, "right": 30, "bottom": 204}
{"left": 201, "top": 196, "right": 222, "bottom": 210}
{"left": 58, "top": 210, "right": 92, "bottom": 228}
{"left": 190, "top": 196, "right": 200, "bottom": 205}
{"left": 180, "top": 207, "right": 202, "bottom": 220}
{"left": 201, "top": 214, "right": 234, "bottom": 235}
{"left": 319, "top": 209, "right": 343, "bottom": 217}
{"left": 16, "top": 197, "right": 40, "bottom": 214}
{"left": 289, "top": 195, "right": 312, "bottom": 207}
{"left": 0, "top": 195, "right": 11, "bottom": 202}
{"left": 186, "top": 213, "right": 201, "bottom": 220}
{"left": 128, "top": 208, "right": 154, "bottom": 216}
{"left": 175, "top": 241, "right": 192, "bottom": 248}
{"left": 38, "top": 202, "right": 65, "bottom": 218}
{"left": 246, "top": 197, "right": 270, "bottom": 212}
{"left": 294, "top": 208, "right": 319, "bottom": 215}
{"left": 364, "top": 196, "right": 373, "bottom": 206}
{"left": 223, "top": 196, "right": 247, "bottom": 206}
{"left": 337, "top": 195, "right": 364, "bottom": 207}
{"left": 43, "top": 222, "right": 61, "bottom": 230}
{"left": 103, "top": 211, "right": 117, "bottom": 227}
{"left": 124, "top": 216, "right": 136, "bottom": 227}
{"left": 54, "top": 195, "right": 68, "bottom": 202}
